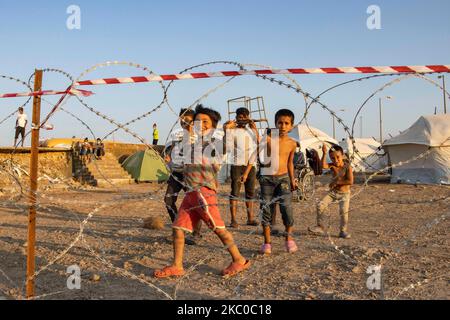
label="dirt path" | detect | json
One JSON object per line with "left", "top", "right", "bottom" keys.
{"left": 0, "top": 182, "right": 449, "bottom": 300}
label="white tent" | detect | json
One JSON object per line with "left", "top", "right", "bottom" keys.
{"left": 340, "top": 138, "right": 388, "bottom": 172}
{"left": 289, "top": 124, "right": 338, "bottom": 157}
{"left": 383, "top": 114, "right": 450, "bottom": 185}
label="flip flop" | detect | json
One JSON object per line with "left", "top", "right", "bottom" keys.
{"left": 222, "top": 260, "right": 251, "bottom": 277}
{"left": 153, "top": 266, "right": 185, "bottom": 279}
{"left": 229, "top": 221, "right": 239, "bottom": 229}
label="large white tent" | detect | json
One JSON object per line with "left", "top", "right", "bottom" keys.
{"left": 383, "top": 114, "right": 450, "bottom": 185}
{"left": 289, "top": 124, "right": 338, "bottom": 157}
{"left": 340, "top": 138, "right": 388, "bottom": 173}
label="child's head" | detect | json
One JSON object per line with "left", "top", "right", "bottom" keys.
{"left": 84, "top": 138, "right": 89, "bottom": 142}
{"left": 235, "top": 108, "right": 250, "bottom": 127}
{"left": 329, "top": 145, "right": 345, "bottom": 166}
{"left": 179, "top": 108, "right": 195, "bottom": 130}
{"left": 274, "top": 109, "right": 295, "bottom": 136}
{"left": 18, "top": 107, "right": 24, "bottom": 114}
{"left": 194, "top": 104, "right": 221, "bottom": 135}
{"left": 153, "top": 123, "right": 157, "bottom": 129}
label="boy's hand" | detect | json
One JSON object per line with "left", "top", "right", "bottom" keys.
{"left": 164, "top": 154, "right": 171, "bottom": 163}
{"left": 291, "top": 179, "right": 299, "bottom": 191}
{"left": 329, "top": 181, "right": 337, "bottom": 189}
{"left": 240, "top": 173, "right": 248, "bottom": 183}
{"left": 223, "top": 120, "right": 236, "bottom": 130}
{"left": 322, "top": 144, "right": 328, "bottom": 154}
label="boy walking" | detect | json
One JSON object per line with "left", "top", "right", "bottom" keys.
{"left": 308, "top": 144, "right": 354, "bottom": 239}
{"left": 163, "top": 108, "right": 202, "bottom": 245}
{"left": 255, "top": 109, "right": 299, "bottom": 254}
{"left": 154, "top": 104, "right": 250, "bottom": 278}
{"left": 14, "top": 107, "right": 28, "bottom": 147}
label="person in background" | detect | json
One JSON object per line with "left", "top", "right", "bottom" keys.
{"left": 94, "top": 138, "right": 105, "bottom": 160}
{"left": 14, "top": 107, "right": 28, "bottom": 147}
{"left": 153, "top": 123, "right": 159, "bottom": 145}
{"left": 80, "top": 138, "right": 92, "bottom": 163}
{"left": 223, "top": 107, "right": 259, "bottom": 228}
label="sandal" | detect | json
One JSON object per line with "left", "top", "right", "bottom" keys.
{"left": 285, "top": 240, "right": 298, "bottom": 254}
{"left": 246, "top": 220, "right": 258, "bottom": 226}
{"left": 259, "top": 243, "right": 272, "bottom": 255}
{"left": 229, "top": 221, "right": 239, "bottom": 228}
{"left": 222, "top": 260, "right": 251, "bottom": 277}
{"left": 153, "top": 266, "right": 185, "bottom": 279}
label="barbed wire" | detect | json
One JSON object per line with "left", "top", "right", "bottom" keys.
{"left": 0, "top": 61, "right": 448, "bottom": 300}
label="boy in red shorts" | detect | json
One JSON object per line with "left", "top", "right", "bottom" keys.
{"left": 154, "top": 104, "right": 250, "bottom": 278}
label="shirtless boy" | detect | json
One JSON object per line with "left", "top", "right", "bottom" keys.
{"left": 245, "top": 109, "right": 298, "bottom": 254}
{"left": 308, "top": 144, "right": 354, "bottom": 239}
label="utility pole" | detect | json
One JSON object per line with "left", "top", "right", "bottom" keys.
{"left": 379, "top": 96, "right": 392, "bottom": 143}
{"left": 360, "top": 115, "right": 363, "bottom": 138}
{"left": 26, "top": 69, "right": 43, "bottom": 299}
{"left": 438, "top": 75, "right": 447, "bottom": 114}
{"left": 332, "top": 109, "right": 345, "bottom": 140}
{"left": 332, "top": 116, "right": 335, "bottom": 140}
{"left": 379, "top": 98, "right": 383, "bottom": 143}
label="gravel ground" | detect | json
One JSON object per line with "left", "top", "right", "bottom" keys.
{"left": 0, "top": 180, "right": 448, "bottom": 300}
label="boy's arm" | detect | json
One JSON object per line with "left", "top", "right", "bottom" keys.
{"left": 288, "top": 143, "right": 297, "bottom": 191}
{"left": 321, "top": 144, "right": 330, "bottom": 169}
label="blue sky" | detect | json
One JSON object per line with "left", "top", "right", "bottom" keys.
{"left": 0, "top": 0, "right": 449, "bottom": 146}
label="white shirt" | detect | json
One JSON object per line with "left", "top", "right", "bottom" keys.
{"left": 17, "top": 113, "right": 27, "bottom": 128}
{"left": 225, "top": 127, "right": 258, "bottom": 166}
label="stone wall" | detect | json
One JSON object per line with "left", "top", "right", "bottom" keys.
{"left": 0, "top": 148, "right": 72, "bottom": 192}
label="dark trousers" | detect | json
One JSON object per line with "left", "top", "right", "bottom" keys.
{"left": 259, "top": 175, "right": 294, "bottom": 227}
{"left": 164, "top": 172, "right": 185, "bottom": 222}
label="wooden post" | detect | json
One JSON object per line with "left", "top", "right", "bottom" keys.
{"left": 26, "top": 69, "right": 43, "bottom": 299}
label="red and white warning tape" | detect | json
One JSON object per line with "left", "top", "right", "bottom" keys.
{"left": 0, "top": 88, "right": 93, "bottom": 99}
{"left": 1, "top": 65, "right": 448, "bottom": 98}
{"left": 74, "top": 65, "right": 450, "bottom": 86}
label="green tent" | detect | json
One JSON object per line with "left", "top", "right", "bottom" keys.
{"left": 122, "top": 149, "right": 170, "bottom": 182}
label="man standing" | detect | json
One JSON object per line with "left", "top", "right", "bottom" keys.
{"left": 152, "top": 123, "right": 159, "bottom": 145}
{"left": 223, "top": 108, "right": 259, "bottom": 228}
{"left": 14, "top": 107, "right": 28, "bottom": 147}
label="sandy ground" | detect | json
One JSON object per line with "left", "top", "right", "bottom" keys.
{"left": 0, "top": 179, "right": 449, "bottom": 300}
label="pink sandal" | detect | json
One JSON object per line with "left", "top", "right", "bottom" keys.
{"left": 153, "top": 266, "right": 185, "bottom": 279}
{"left": 285, "top": 240, "right": 298, "bottom": 253}
{"left": 259, "top": 243, "right": 272, "bottom": 255}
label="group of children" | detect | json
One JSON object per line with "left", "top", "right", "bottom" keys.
{"left": 156, "top": 104, "right": 354, "bottom": 279}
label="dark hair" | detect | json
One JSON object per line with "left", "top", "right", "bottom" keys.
{"left": 236, "top": 107, "right": 250, "bottom": 117}
{"left": 179, "top": 108, "right": 195, "bottom": 118}
{"left": 275, "top": 109, "right": 295, "bottom": 124}
{"left": 194, "top": 104, "right": 222, "bottom": 128}
{"left": 329, "top": 144, "right": 344, "bottom": 155}
{"left": 18, "top": 107, "right": 24, "bottom": 111}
